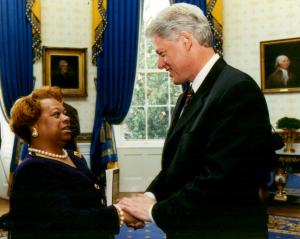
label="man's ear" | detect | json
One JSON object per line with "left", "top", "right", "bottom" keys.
{"left": 179, "top": 31, "right": 193, "bottom": 51}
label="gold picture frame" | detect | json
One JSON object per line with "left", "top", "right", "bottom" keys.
{"left": 260, "top": 37, "right": 300, "bottom": 94}
{"left": 43, "top": 47, "right": 87, "bottom": 97}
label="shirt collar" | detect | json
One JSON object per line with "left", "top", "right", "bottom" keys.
{"left": 191, "top": 53, "right": 220, "bottom": 93}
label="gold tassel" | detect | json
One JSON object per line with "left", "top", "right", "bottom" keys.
{"left": 92, "top": 0, "right": 107, "bottom": 64}
{"left": 26, "top": 0, "right": 42, "bottom": 62}
{"left": 206, "top": 0, "right": 223, "bottom": 55}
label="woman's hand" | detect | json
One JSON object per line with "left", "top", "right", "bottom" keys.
{"left": 115, "top": 202, "right": 145, "bottom": 229}
{"left": 118, "top": 194, "right": 155, "bottom": 222}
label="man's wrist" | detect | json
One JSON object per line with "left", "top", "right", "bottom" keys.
{"left": 144, "top": 192, "right": 157, "bottom": 202}
{"left": 144, "top": 192, "right": 156, "bottom": 223}
{"left": 148, "top": 203, "right": 155, "bottom": 223}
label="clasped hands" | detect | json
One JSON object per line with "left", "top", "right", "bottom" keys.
{"left": 115, "top": 194, "right": 155, "bottom": 229}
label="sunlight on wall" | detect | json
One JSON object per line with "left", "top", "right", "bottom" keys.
{"left": 37, "top": 0, "right": 97, "bottom": 133}
{"left": 223, "top": 0, "right": 300, "bottom": 126}
{"left": 144, "top": 0, "right": 169, "bottom": 25}
{"left": 0, "top": 110, "right": 14, "bottom": 198}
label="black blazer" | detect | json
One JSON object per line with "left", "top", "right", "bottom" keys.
{"left": 147, "top": 58, "right": 274, "bottom": 239}
{"left": 9, "top": 151, "right": 119, "bottom": 239}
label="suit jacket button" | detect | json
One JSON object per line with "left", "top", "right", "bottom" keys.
{"left": 94, "top": 183, "right": 100, "bottom": 190}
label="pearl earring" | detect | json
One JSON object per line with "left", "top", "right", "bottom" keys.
{"left": 32, "top": 128, "right": 39, "bottom": 138}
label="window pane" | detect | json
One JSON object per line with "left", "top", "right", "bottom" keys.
{"left": 147, "top": 107, "right": 169, "bottom": 139}
{"left": 122, "top": 0, "right": 171, "bottom": 142}
{"left": 147, "top": 73, "right": 168, "bottom": 105}
{"left": 170, "top": 106, "right": 176, "bottom": 118}
{"left": 137, "top": 25, "right": 145, "bottom": 69}
{"left": 170, "top": 82, "right": 182, "bottom": 105}
{"left": 146, "top": 39, "right": 157, "bottom": 69}
{"left": 132, "top": 73, "right": 145, "bottom": 106}
{"left": 124, "top": 107, "right": 146, "bottom": 139}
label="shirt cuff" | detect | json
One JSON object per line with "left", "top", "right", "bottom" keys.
{"left": 144, "top": 192, "right": 157, "bottom": 202}
{"left": 144, "top": 192, "right": 157, "bottom": 223}
{"left": 148, "top": 203, "right": 155, "bottom": 223}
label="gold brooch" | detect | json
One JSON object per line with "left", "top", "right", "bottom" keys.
{"left": 94, "top": 183, "right": 101, "bottom": 190}
{"left": 73, "top": 151, "right": 82, "bottom": 158}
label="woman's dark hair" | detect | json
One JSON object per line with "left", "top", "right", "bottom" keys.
{"left": 9, "top": 86, "right": 63, "bottom": 144}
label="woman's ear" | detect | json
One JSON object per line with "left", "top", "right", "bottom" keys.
{"left": 31, "top": 127, "right": 39, "bottom": 138}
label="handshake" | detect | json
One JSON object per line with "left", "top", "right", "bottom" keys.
{"left": 114, "top": 194, "right": 155, "bottom": 229}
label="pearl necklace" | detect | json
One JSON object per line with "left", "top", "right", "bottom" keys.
{"left": 28, "top": 147, "right": 68, "bottom": 160}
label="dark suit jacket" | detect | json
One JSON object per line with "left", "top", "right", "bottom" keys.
{"left": 9, "top": 151, "right": 119, "bottom": 239}
{"left": 147, "top": 58, "right": 274, "bottom": 239}
{"left": 63, "top": 102, "right": 80, "bottom": 151}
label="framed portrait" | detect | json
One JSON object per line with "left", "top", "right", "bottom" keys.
{"left": 260, "top": 37, "right": 300, "bottom": 93}
{"left": 43, "top": 47, "right": 87, "bottom": 97}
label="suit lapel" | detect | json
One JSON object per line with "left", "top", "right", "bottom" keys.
{"left": 165, "top": 90, "right": 187, "bottom": 139}
{"left": 165, "top": 58, "right": 227, "bottom": 144}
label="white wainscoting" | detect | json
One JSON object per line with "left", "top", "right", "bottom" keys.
{"left": 67, "top": 143, "right": 163, "bottom": 193}
{"left": 78, "top": 142, "right": 91, "bottom": 169}
{"left": 118, "top": 147, "right": 162, "bottom": 192}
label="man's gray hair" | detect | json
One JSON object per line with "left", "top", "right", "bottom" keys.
{"left": 146, "top": 3, "right": 212, "bottom": 47}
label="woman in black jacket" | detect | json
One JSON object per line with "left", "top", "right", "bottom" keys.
{"left": 8, "top": 86, "right": 143, "bottom": 239}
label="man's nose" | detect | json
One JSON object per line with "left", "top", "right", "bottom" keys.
{"left": 157, "top": 58, "right": 165, "bottom": 69}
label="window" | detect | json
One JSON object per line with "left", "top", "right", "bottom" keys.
{"left": 117, "top": 0, "right": 181, "bottom": 146}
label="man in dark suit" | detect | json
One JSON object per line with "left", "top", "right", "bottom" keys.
{"left": 120, "top": 3, "right": 275, "bottom": 239}
{"left": 63, "top": 102, "right": 80, "bottom": 151}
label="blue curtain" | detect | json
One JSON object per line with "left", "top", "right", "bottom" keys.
{"left": 0, "top": 0, "right": 33, "bottom": 118}
{"left": 90, "top": 0, "right": 141, "bottom": 182}
{"left": 0, "top": 0, "right": 34, "bottom": 195}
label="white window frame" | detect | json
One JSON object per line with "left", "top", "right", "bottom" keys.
{"left": 115, "top": 0, "right": 174, "bottom": 149}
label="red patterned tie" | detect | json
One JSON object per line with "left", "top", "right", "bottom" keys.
{"left": 180, "top": 86, "right": 194, "bottom": 117}
{"left": 183, "top": 86, "right": 194, "bottom": 109}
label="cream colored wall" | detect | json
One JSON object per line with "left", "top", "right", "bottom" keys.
{"left": 34, "top": 0, "right": 97, "bottom": 133}
{"left": 223, "top": 0, "right": 300, "bottom": 126}
{"left": 35, "top": 0, "right": 300, "bottom": 131}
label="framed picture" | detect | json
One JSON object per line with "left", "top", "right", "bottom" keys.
{"left": 43, "top": 47, "right": 87, "bottom": 97}
{"left": 260, "top": 37, "right": 300, "bottom": 93}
